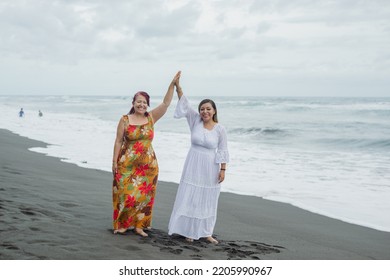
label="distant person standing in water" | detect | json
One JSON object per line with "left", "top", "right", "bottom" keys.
{"left": 112, "top": 71, "right": 181, "bottom": 236}
{"left": 38, "top": 110, "right": 43, "bottom": 117}
{"left": 19, "top": 108, "right": 24, "bottom": 117}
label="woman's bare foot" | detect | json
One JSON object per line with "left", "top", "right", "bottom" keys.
{"left": 113, "top": 228, "right": 127, "bottom": 235}
{"left": 134, "top": 228, "right": 148, "bottom": 237}
{"left": 206, "top": 236, "right": 218, "bottom": 244}
{"left": 185, "top": 238, "right": 194, "bottom": 242}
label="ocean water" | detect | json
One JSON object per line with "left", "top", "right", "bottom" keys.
{"left": 1, "top": 95, "right": 389, "bottom": 232}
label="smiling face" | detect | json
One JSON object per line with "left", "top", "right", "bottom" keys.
{"left": 199, "top": 102, "right": 216, "bottom": 122}
{"left": 133, "top": 94, "right": 148, "bottom": 115}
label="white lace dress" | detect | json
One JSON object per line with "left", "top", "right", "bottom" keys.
{"left": 168, "top": 96, "right": 229, "bottom": 239}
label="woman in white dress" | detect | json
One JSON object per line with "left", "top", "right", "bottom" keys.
{"left": 168, "top": 75, "right": 229, "bottom": 244}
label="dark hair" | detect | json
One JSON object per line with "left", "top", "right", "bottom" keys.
{"left": 128, "top": 91, "right": 150, "bottom": 116}
{"left": 198, "top": 99, "right": 218, "bottom": 123}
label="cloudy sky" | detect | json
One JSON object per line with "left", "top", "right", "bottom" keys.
{"left": 1, "top": 0, "right": 389, "bottom": 96}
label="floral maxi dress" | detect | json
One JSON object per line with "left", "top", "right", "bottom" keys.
{"left": 112, "top": 114, "right": 158, "bottom": 230}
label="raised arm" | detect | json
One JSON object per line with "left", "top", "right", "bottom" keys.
{"left": 173, "top": 73, "right": 200, "bottom": 130}
{"left": 150, "top": 71, "right": 181, "bottom": 123}
{"left": 175, "top": 74, "right": 183, "bottom": 99}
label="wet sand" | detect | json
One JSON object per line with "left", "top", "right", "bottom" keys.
{"left": 1, "top": 128, "right": 389, "bottom": 260}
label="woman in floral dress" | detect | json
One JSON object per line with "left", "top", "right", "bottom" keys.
{"left": 168, "top": 74, "right": 229, "bottom": 244}
{"left": 112, "top": 71, "right": 181, "bottom": 236}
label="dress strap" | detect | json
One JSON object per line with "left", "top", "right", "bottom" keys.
{"left": 147, "top": 113, "right": 155, "bottom": 126}
{"left": 122, "top": 115, "right": 129, "bottom": 125}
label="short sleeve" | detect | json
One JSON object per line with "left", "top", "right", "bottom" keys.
{"left": 216, "top": 125, "right": 229, "bottom": 163}
{"left": 174, "top": 95, "right": 199, "bottom": 129}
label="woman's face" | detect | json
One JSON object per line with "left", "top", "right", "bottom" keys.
{"left": 199, "top": 102, "right": 215, "bottom": 122}
{"left": 133, "top": 95, "right": 148, "bottom": 115}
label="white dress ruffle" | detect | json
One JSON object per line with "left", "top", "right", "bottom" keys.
{"left": 168, "top": 96, "right": 229, "bottom": 239}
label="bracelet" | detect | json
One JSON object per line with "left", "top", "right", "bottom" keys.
{"left": 220, "top": 168, "right": 226, "bottom": 171}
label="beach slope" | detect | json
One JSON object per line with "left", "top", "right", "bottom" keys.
{"left": 1, "top": 129, "right": 389, "bottom": 260}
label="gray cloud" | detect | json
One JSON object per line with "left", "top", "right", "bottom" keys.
{"left": 0, "top": 0, "right": 389, "bottom": 96}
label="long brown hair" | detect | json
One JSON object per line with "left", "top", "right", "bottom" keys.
{"left": 128, "top": 91, "right": 150, "bottom": 116}
{"left": 198, "top": 99, "right": 218, "bottom": 123}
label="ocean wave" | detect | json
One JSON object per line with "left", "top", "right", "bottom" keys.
{"left": 218, "top": 100, "right": 268, "bottom": 107}
{"left": 229, "top": 127, "right": 287, "bottom": 136}
{"left": 318, "top": 138, "right": 390, "bottom": 149}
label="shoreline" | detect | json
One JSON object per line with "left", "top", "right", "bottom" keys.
{"left": 17, "top": 133, "right": 390, "bottom": 234}
{"left": 1, "top": 128, "right": 390, "bottom": 260}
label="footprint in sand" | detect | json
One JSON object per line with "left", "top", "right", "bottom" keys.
{"left": 58, "top": 202, "right": 79, "bottom": 208}
{"left": 182, "top": 245, "right": 201, "bottom": 252}
{"left": 213, "top": 240, "right": 283, "bottom": 259}
{"left": 20, "top": 209, "right": 36, "bottom": 216}
{"left": 2, "top": 166, "right": 23, "bottom": 175}
{"left": 190, "top": 254, "right": 203, "bottom": 260}
{"left": 1, "top": 242, "right": 20, "bottom": 250}
{"left": 124, "top": 245, "right": 141, "bottom": 251}
{"left": 160, "top": 247, "right": 183, "bottom": 255}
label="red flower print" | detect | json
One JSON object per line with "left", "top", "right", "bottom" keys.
{"left": 115, "top": 171, "right": 122, "bottom": 182}
{"left": 149, "top": 129, "right": 154, "bottom": 140}
{"left": 127, "top": 125, "right": 136, "bottom": 134}
{"left": 139, "top": 182, "right": 153, "bottom": 195}
{"left": 121, "top": 217, "right": 133, "bottom": 228}
{"left": 113, "top": 209, "right": 119, "bottom": 221}
{"left": 125, "top": 195, "right": 136, "bottom": 208}
{"left": 133, "top": 141, "right": 144, "bottom": 154}
{"left": 135, "top": 164, "right": 149, "bottom": 176}
{"left": 148, "top": 197, "right": 154, "bottom": 207}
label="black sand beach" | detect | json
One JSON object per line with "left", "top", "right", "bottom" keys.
{"left": 1, "top": 128, "right": 390, "bottom": 260}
